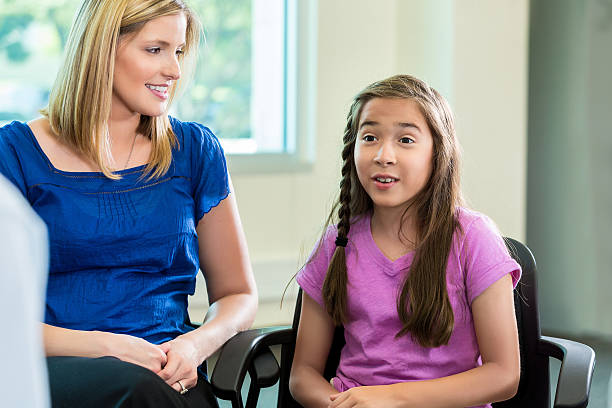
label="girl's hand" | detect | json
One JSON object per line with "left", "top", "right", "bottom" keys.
{"left": 158, "top": 335, "right": 201, "bottom": 392}
{"left": 106, "top": 332, "right": 168, "bottom": 373}
{"left": 329, "top": 385, "right": 405, "bottom": 408}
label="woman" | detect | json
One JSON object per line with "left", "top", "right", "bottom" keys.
{"left": 0, "top": 1, "right": 257, "bottom": 407}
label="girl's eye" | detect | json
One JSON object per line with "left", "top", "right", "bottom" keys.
{"left": 146, "top": 47, "right": 161, "bottom": 54}
{"left": 399, "top": 136, "right": 414, "bottom": 144}
{"left": 363, "top": 135, "right": 376, "bottom": 142}
{"left": 176, "top": 49, "right": 184, "bottom": 56}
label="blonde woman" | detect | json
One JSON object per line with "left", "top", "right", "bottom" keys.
{"left": 0, "top": 1, "right": 257, "bottom": 407}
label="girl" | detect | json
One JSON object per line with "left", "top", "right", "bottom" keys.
{"left": 0, "top": 1, "right": 256, "bottom": 407}
{"left": 290, "top": 75, "right": 521, "bottom": 408}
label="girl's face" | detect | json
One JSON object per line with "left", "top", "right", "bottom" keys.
{"left": 354, "top": 97, "right": 434, "bottom": 214}
{"left": 112, "top": 13, "right": 186, "bottom": 118}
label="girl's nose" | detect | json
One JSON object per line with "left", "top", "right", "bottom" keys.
{"left": 374, "top": 142, "right": 396, "bottom": 166}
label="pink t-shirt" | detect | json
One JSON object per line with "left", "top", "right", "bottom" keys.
{"left": 296, "top": 208, "right": 521, "bottom": 408}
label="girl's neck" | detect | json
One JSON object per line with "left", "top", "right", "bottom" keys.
{"left": 370, "top": 206, "right": 419, "bottom": 255}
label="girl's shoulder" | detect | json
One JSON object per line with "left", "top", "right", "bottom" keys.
{"left": 454, "top": 206, "right": 510, "bottom": 260}
{"left": 455, "top": 207, "right": 502, "bottom": 237}
{"left": 320, "top": 213, "right": 371, "bottom": 245}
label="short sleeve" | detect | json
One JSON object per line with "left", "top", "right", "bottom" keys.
{"left": 188, "top": 122, "right": 230, "bottom": 222}
{"left": 461, "top": 215, "right": 521, "bottom": 304}
{"left": 0, "top": 123, "right": 28, "bottom": 197}
{"left": 296, "top": 226, "right": 337, "bottom": 308}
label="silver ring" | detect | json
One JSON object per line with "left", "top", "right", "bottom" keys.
{"left": 177, "top": 380, "right": 188, "bottom": 395}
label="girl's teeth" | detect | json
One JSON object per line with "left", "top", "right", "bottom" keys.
{"left": 376, "top": 177, "right": 395, "bottom": 183}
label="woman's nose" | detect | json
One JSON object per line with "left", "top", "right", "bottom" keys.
{"left": 164, "top": 55, "right": 181, "bottom": 81}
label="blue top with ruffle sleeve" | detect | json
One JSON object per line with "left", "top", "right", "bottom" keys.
{"left": 0, "top": 117, "right": 229, "bottom": 344}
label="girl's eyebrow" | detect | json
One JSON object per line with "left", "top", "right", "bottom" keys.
{"left": 359, "top": 120, "right": 378, "bottom": 129}
{"left": 359, "top": 120, "right": 421, "bottom": 132}
{"left": 397, "top": 122, "right": 421, "bottom": 132}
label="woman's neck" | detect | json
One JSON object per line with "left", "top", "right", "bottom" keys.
{"left": 107, "top": 110, "right": 144, "bottom": 170}
{"left": 109, "top": 110, "right": 141, "bottom": 143}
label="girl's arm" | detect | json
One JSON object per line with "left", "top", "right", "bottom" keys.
{"left": 290, "top": 292, "right": 338, "bottom": 408}
{"left": 329, "top": 274, "right": 520, "bottom": 408}
{"left": 158, "top": 182, "right": 258, "bottom": 392}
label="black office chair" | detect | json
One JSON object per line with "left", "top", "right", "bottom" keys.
{"left": 211, "top": 238, "right": 596, "bottom": 408}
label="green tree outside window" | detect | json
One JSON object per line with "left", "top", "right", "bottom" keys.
{"left": 0, "top": 0, "right": 253, "bottom": 142}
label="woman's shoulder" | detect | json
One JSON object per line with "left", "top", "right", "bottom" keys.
{"left": 0, "top": 120, "right": 42, "bottom": 195}
{"left": 0, "top": 119, "right": 45, "bottom": 165}
{"left": 0, "top": 120, "right": 31, "bottom": 147}
{"left": 168, "top": 117, "right": 226, "bottom": 171}
{"left": 169, "top": 116, "right": 218, "bottom": 147}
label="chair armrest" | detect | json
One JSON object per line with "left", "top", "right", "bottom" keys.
{"left": 210, "top": 326, "right": 294, "bottom": 402}
{"left": 539, "top": 335, "right": 596, "bottom": 408}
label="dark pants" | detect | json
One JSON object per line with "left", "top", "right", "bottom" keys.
{"left": 47, "top": 356, "right": 220, "bottom": 408}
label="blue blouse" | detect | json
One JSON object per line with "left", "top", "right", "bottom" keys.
{"left": 0, "top": 118, "right": 229, "bottom": 344}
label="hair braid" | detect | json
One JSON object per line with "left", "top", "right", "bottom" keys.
{"left": 322, "top": 129, "right": 354, "bottom": 325}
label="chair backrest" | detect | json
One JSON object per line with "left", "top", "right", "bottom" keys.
{"left": 494, "top": 237, "right": 550, "bottom": 407}
{"left": 278, "top": 238, "right": 549, "bottom": 407}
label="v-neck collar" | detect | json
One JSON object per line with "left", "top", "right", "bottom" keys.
{"left": 358, "top": 212, "right": 415, "bottom": 276}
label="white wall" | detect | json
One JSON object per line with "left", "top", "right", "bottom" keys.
{"left": 190, "top": 0, "right": 530, "bottom": 326}
{"left": 528, "top": 0, "right": 612, "bottom": 337}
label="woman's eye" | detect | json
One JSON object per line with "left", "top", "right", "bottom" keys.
{"left": 363, "top": 135, "right": 376, "bottom": 142}
{"left": 146, "top": 47, "right": 161, "bottom": 54}
{"left": 176, "top": 49, "right": 184, "bottom": 56}
{"left": 399, "top": 137, "right": 414, "bottom": 144}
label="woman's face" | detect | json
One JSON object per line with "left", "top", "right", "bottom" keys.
{"left": 112, "top": 13, "right": 186, "bottom": 118}
{"left": 354, "top": 97, "right": 434, "bottom": 214}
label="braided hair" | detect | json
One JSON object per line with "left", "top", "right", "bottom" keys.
{"left": 320, "top": 74, "right": 463, "bottom": 347}
{"left": 321, "top": 128, "right": 357, "bottom": 324}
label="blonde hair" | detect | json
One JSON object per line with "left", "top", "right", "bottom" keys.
{"left": 41, "top": 0, "right": 201, "bottom": 179}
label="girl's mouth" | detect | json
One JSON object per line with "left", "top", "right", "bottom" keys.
{"left": 375, "top": 177, "right": 396, "bottom": 183}
{"left": 373, "top": 176, "right": 398, "bottom": 189}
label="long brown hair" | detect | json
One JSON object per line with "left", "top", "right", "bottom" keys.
{"left": 321, "top": 74, "right": 463, "bottom": 347}
{"left": 41, "top": 0, "right": 201, "bottom": 180}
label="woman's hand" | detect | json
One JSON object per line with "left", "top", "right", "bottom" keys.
{"left": 329, "top": 385, "right": 405, "bottom": 408}
{"left": 158, "top": 335, "right": 201, "bottom": 392}
{"left": 106, "top": 332, "right": 168, "bottom": 373}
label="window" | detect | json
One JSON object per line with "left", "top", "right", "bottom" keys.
{"left": 0, "top": 0, "right": 316, "bottom": 169}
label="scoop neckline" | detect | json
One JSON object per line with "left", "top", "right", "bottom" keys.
{"left": 20, "top": 121, "right": 148, "bottom": 177}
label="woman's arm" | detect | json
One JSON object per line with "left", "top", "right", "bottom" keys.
{"left": 329, "top": 274, "right": 520, "bottom": 408}
{"left": 43, "top": 324, "right": 168, "bottom": 373}
{"left": 290, "top": 292, "right": 338, "bottom": 408}
{"left": 158, "top": 181, "right": 258, "bottom": 391}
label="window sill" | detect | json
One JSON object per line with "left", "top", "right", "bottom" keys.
{"left": 226, "top": 152, "right": 314, "bottom": 174}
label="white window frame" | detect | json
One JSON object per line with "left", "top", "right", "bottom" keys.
{"left": 224, "top": 0, "right": 318, "bottom": 173}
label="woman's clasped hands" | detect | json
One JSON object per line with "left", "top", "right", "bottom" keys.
{"left": 105, "top": 331, "right": 202, "bottom": 394}
{"left": 159, "top": 335, "right": 203, "bottom": 393}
